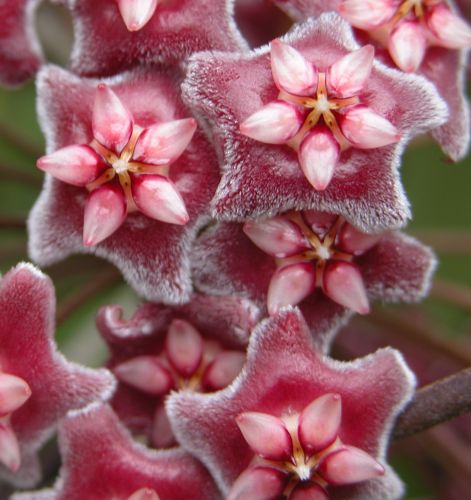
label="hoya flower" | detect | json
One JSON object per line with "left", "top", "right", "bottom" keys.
{"left": 275, "top": 1, "right": 471, "bottom": 160}
{"left": 97, "top": 295, "right": 259, "bottom": 447}
{"left": 182, "top": 14, "right": 447, "bottom": 231}
{"left": 29, "top": 65, "right": 220, "bottom": 303}
{"left": 240, "top": 42, "right": 401, "bottom": 191}
{"left": 192, "top": 212, "right": 436, "bottom": 348}
{"left": 65, "top": 0, "right": 248, "bottom": 77}
{"left": 167, "top": 308, "right": 416, "bottom": 498}
{"left": 0, "top": 0, "right": 42, "bottom": 87}
{"left": 0, "top": 263, "right": 115, "bottom": 487}
{"left": 13, "top": 403, "right": 221, "bottom": 500}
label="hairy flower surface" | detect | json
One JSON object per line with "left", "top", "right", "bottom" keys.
{"left": 240, "top": 41, "right": 400, "bottom": 191}
{"left": 29, "top": 65, "right": 220, "bottom": 303}
{"left": 167, "top": 308, "right": 416, "bottom": 498}
{"left": 97, "top": 295, "right": 259, "bottom": 447}
{"left": 13, "top": 403, "right": 221, "bottom": 500}
{"left": 275, "top": 0, "right": 471, "bottom": 160}
{"left": 182, "top": 14, "right": 448, "bottom": 232}
{"left": 0, "top": 0, "right": 42, "bottom": 87}
{"left": 192, "top": 213, "right": 436, "bottom": 348}
{"left": 65, "top": 0, "right": 248, "bottom": 77}
{"left": 0, "top": 263, "right": 115, "bottom": 487}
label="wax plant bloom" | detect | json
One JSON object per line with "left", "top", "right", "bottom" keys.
{"left": 0, "top": 0, "right": 470, "bottom": 499}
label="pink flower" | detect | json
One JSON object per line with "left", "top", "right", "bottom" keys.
{"left": 37, "top": 82, "right": 196, "bottom": 247}
{"left": 191, "top": 212, "right": 436, "bottom": 348}
{"left": 276, "top": 1, "right": 471, "bottom": 160}
{"left": 0, "top": 0, "right": 42, "bottom": 87}
{"left": 167, "top": 308, "right": 416, "bottom": 498}
{"left": 182, "top": 14, "right": 447, "bottom": 231}
{"left": 29, "top": 65, "right": 220, "bottom": 303}
{"left": 240, "top": 41, "right": 400, "bottom": 191}
{"left": 0, "top": 263, "right": 115, "bottom": 487}
{"left": 64, "top": 0, "right": 248, "bottom": 76}
{"left": 13, "top": 404, "right": 221, "bottom": 500}
{"left": 96, "top": 295, "right": 259, "bottom": 447}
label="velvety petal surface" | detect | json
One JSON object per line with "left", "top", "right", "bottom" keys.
{"left": 182, "top": 14, "right": 448, "bottom": 232}
{"left": 29, "top": 65, "right": 219, "bottom": 303}
{"left": 167, "top": 308, "right": 416, "bottom": 498}
{"left": 67, "top": 0, "right": 248, "bottom": 76}
{"left": 13, "top": 404, "right": 220, "bottom": 500}
{"left": 0, "top": 0, "right": 42, "bottom": 87}
{"left": 97, "top": 295, "right": 259, "bottom": 439}
{"left": 0, "top": 263, "right": 115, "bottom": 487}
{"left": 192, "top": 222, "right": 436, "bottom": 350}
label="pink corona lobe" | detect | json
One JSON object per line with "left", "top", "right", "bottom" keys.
{"left": 230, "top": 394, "right": 384, "bottom": 498}
{"left": 0, "top": 373, "right": 32, "bottom": 416}
{"left": 339, "top": 0, "right": 471, "bottom": 71}
{"left": 240, "top": 42, "right": 399, "bottom": 190}
{"left": 117, "top": 0, "right": 159, "bottom": 32}
{"left": 0, "top": 418, "right": 21, "bottom": 472}
{"left": 245, "top": 211, "right": 376, "bottom": 313}
{"left": 37, "top": 84, "right": 196, "bottom": 245}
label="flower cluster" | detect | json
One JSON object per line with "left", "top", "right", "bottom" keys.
{"left": 0, "top": 0, "right": 469, "bottom": 498}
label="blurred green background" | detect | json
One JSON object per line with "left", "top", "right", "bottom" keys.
{"left": 0, "top": 2, "right": 470, "bottom": 498}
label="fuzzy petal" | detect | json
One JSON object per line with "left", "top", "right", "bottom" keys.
{"left": 270, "top": 39, "right": 317, "bottom": 95}
{"left": 14, "top": 404, "right": 220, "bottom": 499}
{"left": 0, "top": 264, "right": 115, "bottom": 487}
{"left": 68, "top": 0, "right": 248, "bottom": 76}
{"left": 167, "top": 309, "right": 416, "bottom": 498}
{"left": 30, "top": 65, "right": 219, "bottom": 303}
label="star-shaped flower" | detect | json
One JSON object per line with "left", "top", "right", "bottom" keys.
{"left": 29, "top": 65, "right": 220, "bottom": 303}
{"left": 97, "top": 294, "right": 259, "bottom": 447}
{"left": 192, "top": 212, "right": 436, "bottom": 348}
{"left": 167, "top": 308, "right": 416, "bottom": 499}
{"left": 65, "top": 0, "right": 248, "bottom": 77}
{"left": 275, "top": 0, "right": 471, "bottom": 160}
{"left": 182, "top": 13, "right": 448, "bottom": 232}
{"left": 0, "top": 263, "right": 115, "bottom": 488}
{"left": 0, "top": 0, "right": 42, "bottom": 87}
{"left": 12, "top": 403, "right": 221, "bottom": 500}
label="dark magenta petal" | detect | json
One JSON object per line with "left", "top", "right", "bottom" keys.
{"left": 0, "top": 264, "right": 115, "bottom": 487}
{"left": 167, "top": 308, "right": 416, "bottom": 498}
{"left": 0, "top": 0, "right": 42, "bottom": 86}
{"left": 67, "top": 0, "right": 248, "bottom": 76}
{"left": 29, "top": 65, "right": 220, "bottom": 303}
{"left": 14, "top": 404, "right": 220, "bottom": 499}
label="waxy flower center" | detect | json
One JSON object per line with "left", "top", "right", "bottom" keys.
{"left": 281, "top": 213, "right": 352, "bottom": 286}
{"left": 391, "top": 0, "right": 440, "bottom": 24}
{"left": 87, "top": 126, "right": 167, "bottom": 210}
{"left": 279, "top": 73, "right": 359, "bottom": 150}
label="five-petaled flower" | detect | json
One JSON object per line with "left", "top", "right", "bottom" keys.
{"left": 97, "top": 294, "right": 258, "bottom": 447}
{"left": 230, "top": 393, "right": 384, "bottom": 499}
{"left": 240, "top": 41, "right": 400, "bottom": 190}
